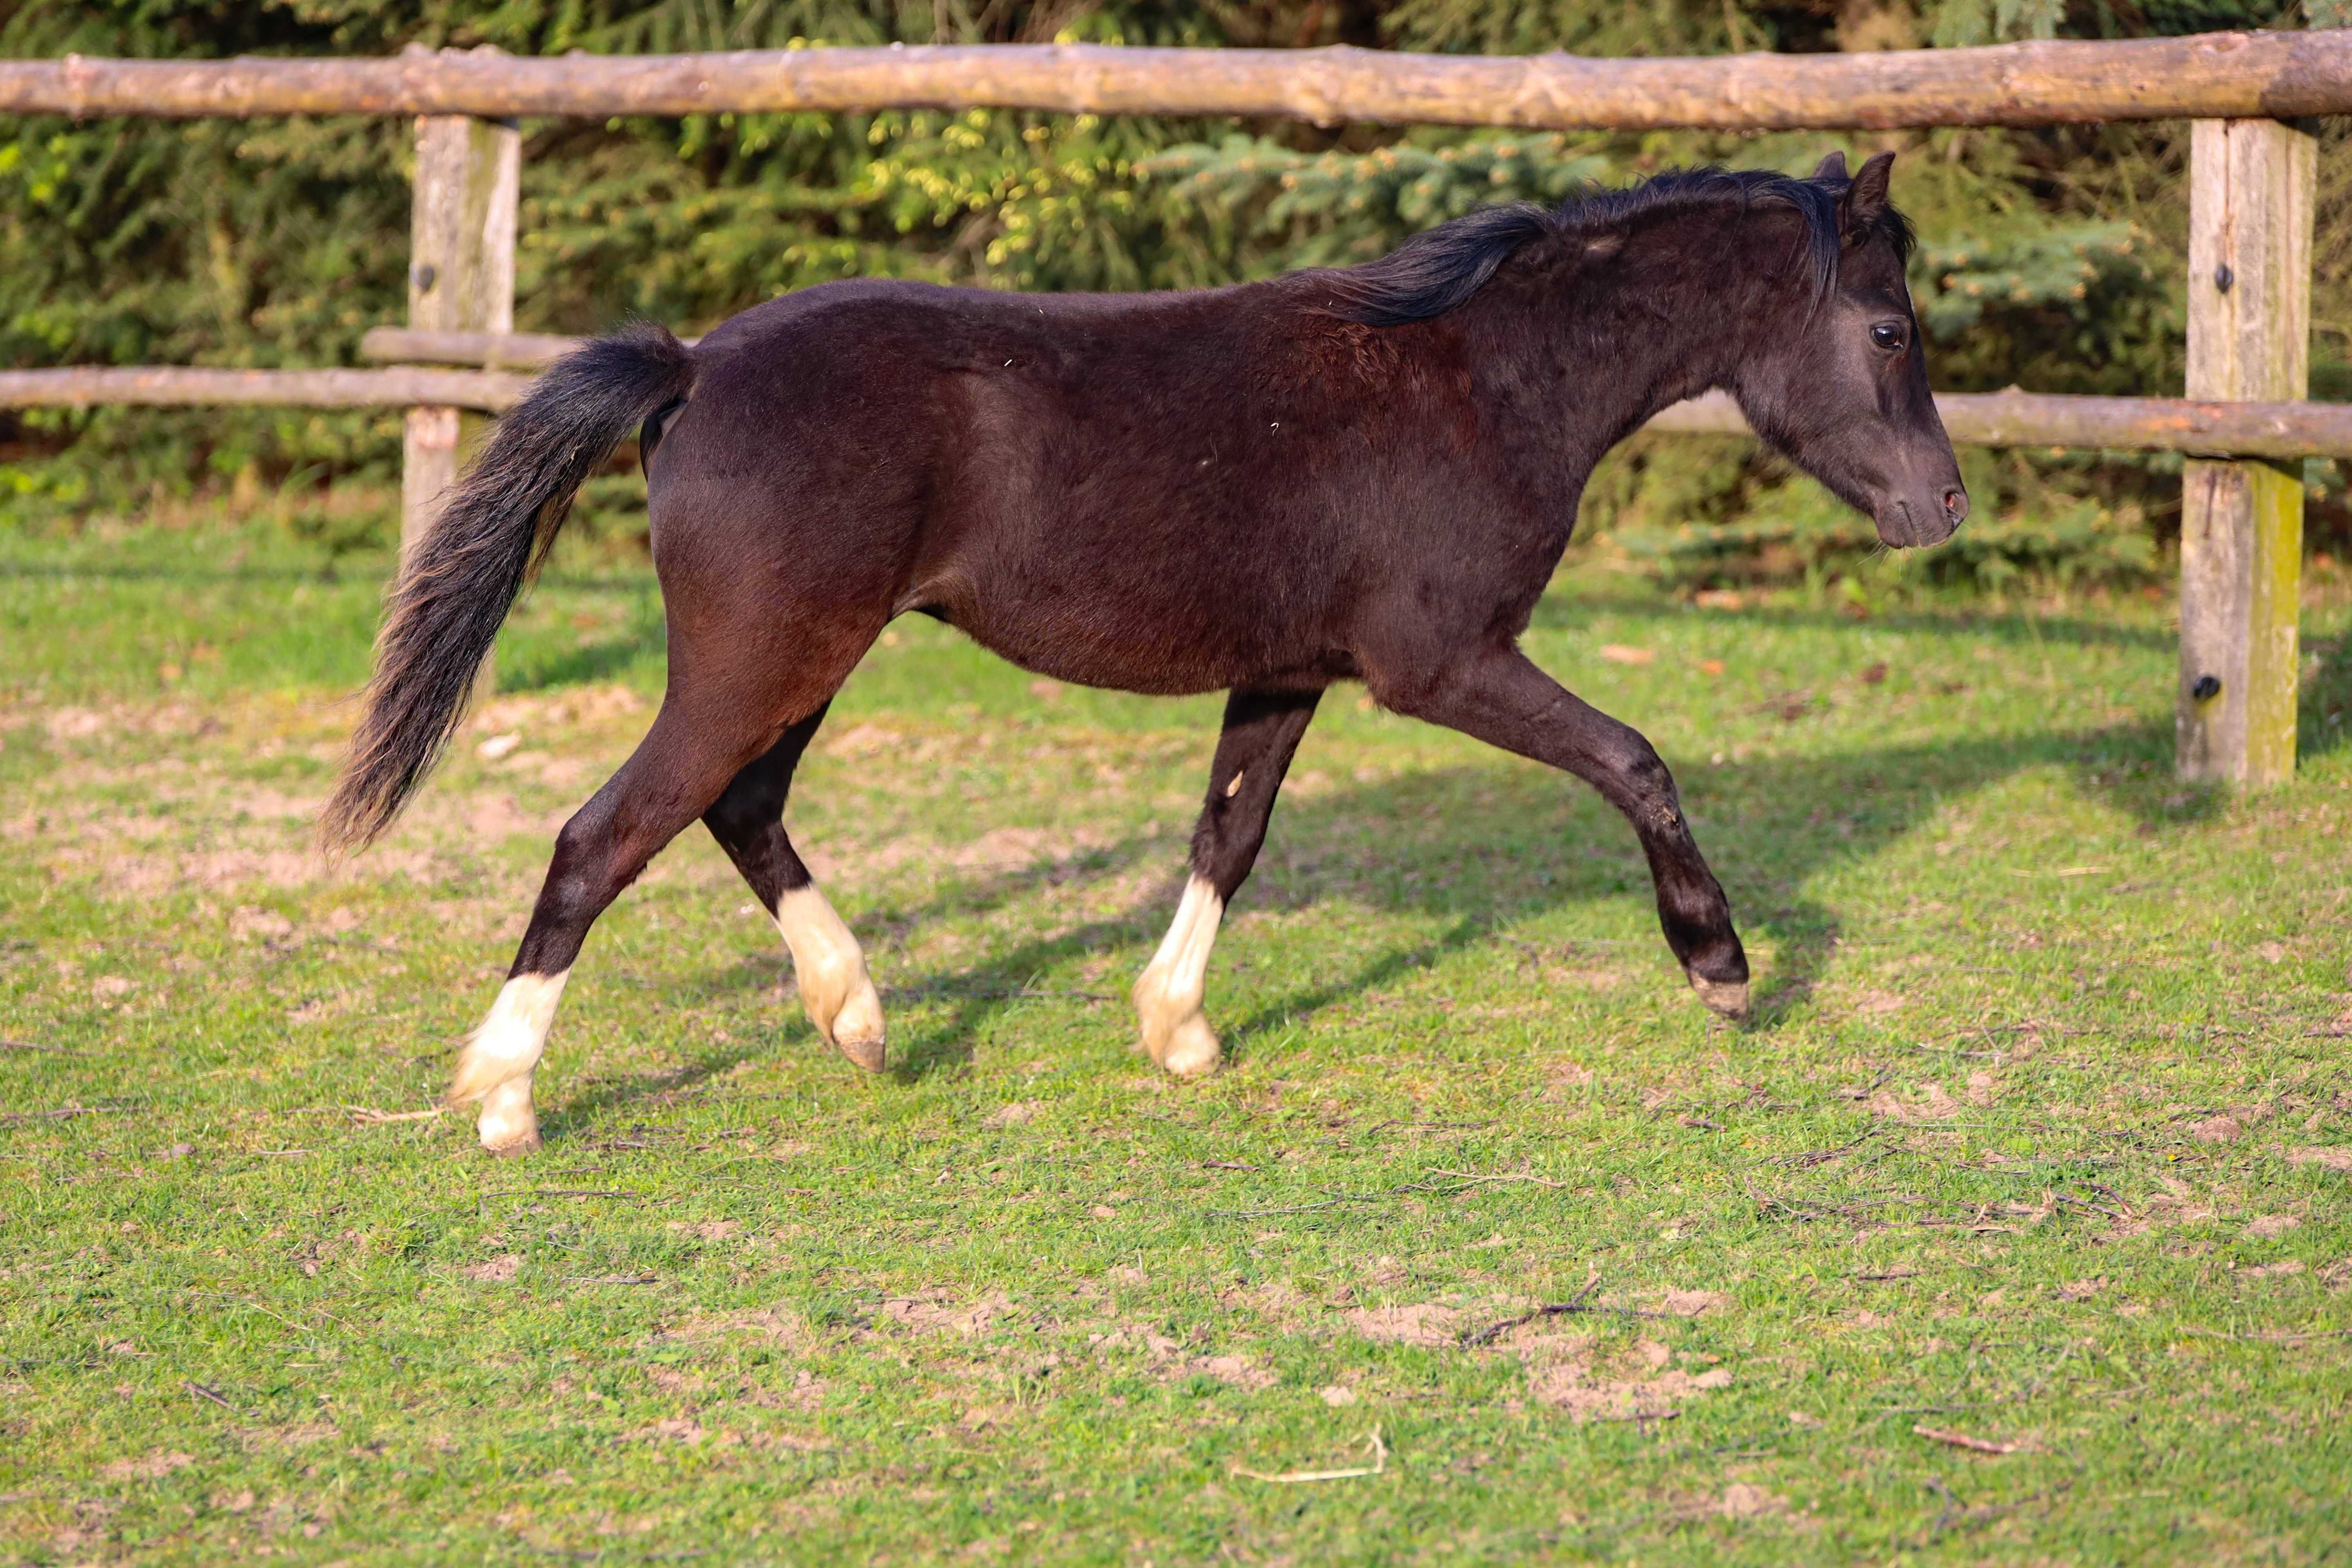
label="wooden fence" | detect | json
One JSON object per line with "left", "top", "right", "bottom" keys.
{"left": 3, "top": 33, "right": 2347, "bottom": 783}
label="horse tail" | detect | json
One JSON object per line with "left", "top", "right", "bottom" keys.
{"left": 322, "top": 323, "right": 697, "bottom": 852}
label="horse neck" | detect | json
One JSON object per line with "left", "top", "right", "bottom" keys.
{"left": 1471, "top": 215, "right": 1799, "bottom": 468}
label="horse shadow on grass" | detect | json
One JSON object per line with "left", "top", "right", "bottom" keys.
{"left": 562, "top": 707, "right": 2243, "bottom": 1116}
{"left": 547, "top": 595, "right": 2352, "bottom": 1109}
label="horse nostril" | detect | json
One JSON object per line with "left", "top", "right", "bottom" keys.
{"left": 1941, "top": 488, "right": 1969, "bottom": 526}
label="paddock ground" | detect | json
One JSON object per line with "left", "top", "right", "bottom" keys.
{"left": 3, "top": 509, "right": 2350, "bottom": 1564}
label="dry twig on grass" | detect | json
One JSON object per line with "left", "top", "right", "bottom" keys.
{"left": 0, "top": 1105, "right": 119, "bottom": 1125}
{"left": 1426, "top": 1167, "right": 1567, "bottom": 1188}
{"left": 1207, "top": 1177, "right": 1470, "bottom": 1217}
{"left": 1457, "top": 1275, "right": 1688, "bottom": 1345}
{"left": 345, "top": 1105, "right": 444, "bottom": 1123}
{"left": 477, "top": 1188, "right": 643, "bottom": 1201}
{"left": 2178, "top": 1325, "right": 2352, "bottom": 1345}
{"left": 1915, "top": 1424, "right": 2027, "bottom": 1455}
{"left": 1589, "top": 1407, "right": 1680, "bottom": 1425}
{"left": 1233, "top": 1428, "right": 1388, "bottom": 1484}
{"left": 181, "top": 1381, "right": 237, "bottom": 1412}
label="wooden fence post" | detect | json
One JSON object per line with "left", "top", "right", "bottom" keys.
{"left": 402, "top": 113, "right": 518, "bottom": 554}
{"left": 2177, "top": 117, "right": 2315, "bottom": 785}
{"left": 402, "top": 110, "right": 518, "bottom": 698}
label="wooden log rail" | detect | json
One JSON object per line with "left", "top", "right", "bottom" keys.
{"left": 0, "top": 366, "right": 532, "bottom": 411}
{"left": 4, "top": 31, "right": 2351, "bottom": 130}
{"left": 348, "top": 333, "right": 2352, "bottom": 458}
{"left": 12, "top": 356, "right": 2350, "bottom": 462}
{"left": 1648, "top": 389, "right": 2352, "bottom": 462}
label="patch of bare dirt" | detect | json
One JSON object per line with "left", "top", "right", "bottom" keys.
{"left": 821, "top": 722, "right": 900, "bottom": 758}
{"left": 1218, "top": 1281, "right": 1315, "bottom": 1331}
{"left": 1716, "top": 1483, "right": 1787, "bottom": 1520}
{"left": 944, "top": 826, "right": 1117, "bottom": 874}
{"left": 471, "top": 685, "right": 645, "bottom": 735}
{"left": 879, "top": 1290, "right": 1013, "bottom": 1338}
{"left": 460, "top": 1253, "right": 522, "bottom": 1282}
{"left": 1345, "top": 1303, "right": 1462, "bottom": 1346}
{"left": 1516, "top": 1330, "right": 1736, "bottom": 1420}
{"left": 1870, "top": 1082, "right": 1964, "bottom": 1122}
{"left": 1191, "top": 1354, "right": 1277, "bottom": 1392}
{"left": 1082, "top": 1323, "right": 1189, "bottom": 1361}
{"left": 243, "top": 1423, "right": 337, "bottom": 1450}
{"left": 99, "top": 1451, "right": 193, "bottom": 1481}
{"left": 2189, "top": 1114, "right": 2244, "bottom": 1145}
{"left": 636, "top": 1416, "right": 722, "bottom": 1446}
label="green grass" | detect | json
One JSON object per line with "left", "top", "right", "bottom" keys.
{"left": 4, "top": 508, "right": 2351, "bottom": 1564}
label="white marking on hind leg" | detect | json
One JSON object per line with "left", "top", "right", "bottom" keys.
{"left": 447, "top": 971, "right": 569, "bottom": 1156}
{"left": 775, "top": 883, "right": 885, "bottom": 1072}
{"left": 1132, "top": 874, "right": 1224, "bottom": 1076}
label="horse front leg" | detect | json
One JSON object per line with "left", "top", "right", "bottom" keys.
{"left": 1373, "top": 646, "right": 1749, "bottom": 1019}
{"left": 1133, "top": 688, "right": 1322, "bottom": 1074}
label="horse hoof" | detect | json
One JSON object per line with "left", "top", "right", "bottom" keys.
{"left": 481, "top": 1131, "right": 542, "bottom": 1158}
{"left": 1156, "top": 1014, "right": 1223, "bottom": 1076}
{"left": 1689, "top": 973, "right": 1751, "bottom": 1019}
{"left": 832, "top": 1028, "right": 886, "bottom": 1073}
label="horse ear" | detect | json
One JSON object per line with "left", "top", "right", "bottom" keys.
{"left": 1811, "top": 151, "right": 1848, "bottom": 183}
{"left": 1842, "top": 151, "right": 1896, "bottom": 236}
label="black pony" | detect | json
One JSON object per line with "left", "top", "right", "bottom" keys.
{"left": 325, "top": 151, "right": 1963, "bottom": 1154}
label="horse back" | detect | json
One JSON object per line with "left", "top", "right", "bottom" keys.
{"left": 663, "top": 276, "right": 1514, "bottom": 695}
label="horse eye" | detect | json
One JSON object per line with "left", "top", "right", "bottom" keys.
{"left": 1870, "top": 322, "right": 1906, "bottom": 351}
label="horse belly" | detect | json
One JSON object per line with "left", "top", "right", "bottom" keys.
{"left": 926, "top": 529, "right": 1336, "bottom": 698}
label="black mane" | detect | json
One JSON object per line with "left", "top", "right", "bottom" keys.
{"left": 1325, "top": 166, "right": 1914, "bottom": 328}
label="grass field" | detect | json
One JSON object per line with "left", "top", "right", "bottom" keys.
{"left": 4, "top": 508, "right": 2351, "bottom": 1564}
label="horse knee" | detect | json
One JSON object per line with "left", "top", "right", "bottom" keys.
{"left": 1596, "top": 733, "right": 1684, "bottom": 829}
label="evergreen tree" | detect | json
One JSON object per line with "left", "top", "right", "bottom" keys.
{"left": 0, "top": 0, "right": 2341, "bottom": 582}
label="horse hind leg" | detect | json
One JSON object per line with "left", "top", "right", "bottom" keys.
{"left": 703, "top": 705, "right": 885, "bottom": 1071}
{"left": 447, "top": 696, "right": 787, "bottom": 1154}
{"left": 450, "top": 972, "right": 569, "bottom": 1154}
{"left": 1134, "top": 689, "right": 1321, "bottom": 1075}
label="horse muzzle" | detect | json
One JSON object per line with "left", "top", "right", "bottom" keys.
{"left": 1875, "top": 482, "right": 1968, "bottom": 549}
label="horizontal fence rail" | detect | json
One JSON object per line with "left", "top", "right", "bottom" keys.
{"left": 1650, "top": 389, "right": 2352, "bottom": 461}
{"left": 358, "top": 328, "right": 589, "bottom": 371}
{"left": 13, "top": 351, "right": 2348, "bottom": 459}
{"left": 0, "top": 366, "right": 533, "bottom": 412}
{"left": 6, "top": 31, "right": 2352, "bottom": 130}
